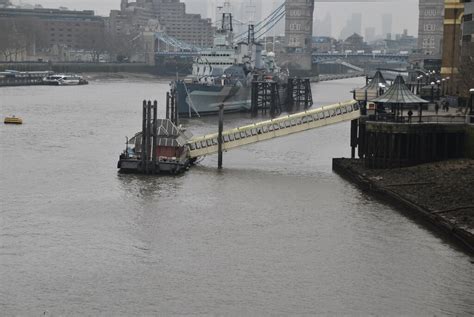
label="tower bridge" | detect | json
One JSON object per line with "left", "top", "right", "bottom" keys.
{"left": 279, "top": 0, "right": 315, "bottom": 75}
{"left": 151, "top": 1, "right": 410, "bottom": 74}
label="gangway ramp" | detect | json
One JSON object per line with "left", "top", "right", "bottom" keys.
{"left": 187, "top": 100, "right": 361, "bottom": 159}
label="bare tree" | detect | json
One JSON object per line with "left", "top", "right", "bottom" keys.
{"left": 0, "top": 17, "right": 46, "bottom": 61}
{"left": 458, "top": 56, "right": 474, "bottom": 97}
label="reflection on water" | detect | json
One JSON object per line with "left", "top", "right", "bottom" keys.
{"left": 1, "top": 78, "right": 473, "bottom": 315}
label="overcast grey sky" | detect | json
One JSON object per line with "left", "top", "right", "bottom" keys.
{"left": 14, "top": 0, "right": 419, "bottom": 37}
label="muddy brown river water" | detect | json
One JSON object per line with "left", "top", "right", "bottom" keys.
{"left": 1, "top": 77, "right": 473, "bottom": 315}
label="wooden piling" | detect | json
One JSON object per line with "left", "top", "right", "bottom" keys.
{"left": 166, "top": 92, "right": 170, "bottom": 120}
{"left": 174, "top": 92, "right": 179, "bottom": 126}
{"left": 218, "top": 104, "right": 224, "bottom": 169}
{"left": 141, "top": 100, "right": 147, "bottom": 173}
{"left": 350, "top": 119, "right": 358, "bottom": 159}
{"left": 152, "top": 100, "right": 158, "bottom": 173}
{"left": 146, "top": 101, "right": 152, "bottom": 174}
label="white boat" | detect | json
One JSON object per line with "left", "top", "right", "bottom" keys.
{"left": 43, "top": 74, "right": 88, "bottom": 86}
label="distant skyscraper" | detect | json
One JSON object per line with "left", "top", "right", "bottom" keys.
{"left": 314, "top": 13, "right": 332, "bottom": 37}
{"left": 340, "top": 13, "right": 361, "bottom": 40}
{"left": 183, "top": 0, "right": 208, "bottom": 19}
{"left": 381, "top": 13, "right": 392, "bottom": 39}
{"left": 365, "top": 27, "right": 376, "bottom": 43}
{"left": 207, "top": 0, "right": 217, "bottom": 22}
{"left": 418, "top": 0, "right": 444, "bottom": 58}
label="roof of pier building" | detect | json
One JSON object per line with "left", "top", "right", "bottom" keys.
{"left": 354, "top": 71, "right": 388, "bottom": 101}
{"left": 371, "top": 75, "right": 428, "bottom": 104}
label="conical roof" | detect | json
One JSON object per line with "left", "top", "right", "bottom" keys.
{"left": 371, "top": 75, "right": 428, "bottom": 104}
{"left": 354, "top": 71, "right": 388, "bottom": 101}
{"left": 365, "top": 70, "right": 387, "bottom": 90}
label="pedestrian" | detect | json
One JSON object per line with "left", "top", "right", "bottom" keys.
{"left": 435, "top": 103, "right": 439, "bottom": 115}
{"left": 407, "top": 110, "right": 413, "bottom": 123}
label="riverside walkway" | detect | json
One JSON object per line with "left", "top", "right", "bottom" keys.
{"left": 187, "top": 100, "right": 360, "bottom": 158}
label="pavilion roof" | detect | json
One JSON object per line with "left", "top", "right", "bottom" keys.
{"left": 354, "top": 71, "right": 388, "bottom": 101}
{"left": 371, "top": 75, "right": 429, "bottom": 104}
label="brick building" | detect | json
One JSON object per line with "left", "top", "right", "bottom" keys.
{"left": 110, "top": 0, "right": 214, "bottom": 48}
{"left": 0, "top": 7, "right": 105, "bottom": 56}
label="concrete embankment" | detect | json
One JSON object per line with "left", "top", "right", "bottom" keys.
{"left": 333, "top": 158, "right": 474, "bottom": 253}
{"left": 0, "top": 62, "right": 158, "bottom": 74}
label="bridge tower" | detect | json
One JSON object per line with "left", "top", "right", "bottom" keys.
{"left": 282, "top": 0, "right": 315, "bottom": 75}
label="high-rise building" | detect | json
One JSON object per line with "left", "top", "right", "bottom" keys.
{"left": 418, "top": 0, "right": 444, "bottom": 58}
{"left": 365, "top": 27, "right": 376, "bottom": 43}
{"left": 182, "top": 0, "right": 208, "bottom": 20}
{"left": 110, "top": 0, "right": 214, "bottom": 48}
{"left": 381, "top": 13, "right": 392, "bottom": 39}
{"left": 340, "top": 13, "right": 361, "bottom": 40}
{"left": 314, "top": 13, "right": 332, "bottom": 37}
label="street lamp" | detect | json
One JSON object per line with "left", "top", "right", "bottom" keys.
{"left": 470, "top": 88, "right": 474, "bottom": 116}
{"left": 442, "top": 78, "right": 446, "bottom": 97}
{"left": 446, "top": 76, "right": 450, "bottom": 95}
{"left": 378, "top": 83, "right": 385, "bottom": 97}
{"left": 415, "top": 76, "right": 420, "bottom": 94}
{"left": 430, "top": 82, "right": 435, "bottom": 102}
{"left": 436, "top": 80, "right": 441, "bottom": 100}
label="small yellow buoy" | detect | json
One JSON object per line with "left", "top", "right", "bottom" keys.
{"left": 4, "top": 116, "right": 23, "bottom": 125}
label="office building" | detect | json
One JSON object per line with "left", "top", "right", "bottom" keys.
{"left": 314, "top": 13, "right": 332, "bottom": 37}
{"left": 0, "top": 7, "right": 105, "bottom": 51}
{"left": 382, "top": 13, "right": 392, "bottom": 39}
{"left": 365, "top": 27, "right": 376, "bottom": 43}
{"left": 111, "top": 0, "right": 214, "bottom": 48}
{"left": 340, "top": 13, "right": 362, "bottom": 40}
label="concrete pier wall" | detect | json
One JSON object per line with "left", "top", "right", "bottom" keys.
{"left": 465, "top": 124, "right": 474, "bottom": 159}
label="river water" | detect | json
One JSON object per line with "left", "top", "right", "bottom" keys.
{"left": 1, "top": 77, "right": 473, "bottom": 315}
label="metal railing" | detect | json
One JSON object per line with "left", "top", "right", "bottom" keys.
{"left": 373, "top": 114, "right": 467, "bottom": 124}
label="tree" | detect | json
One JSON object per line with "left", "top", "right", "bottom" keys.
{"left": 0, "top": 17, "right": 46, "bottom": 61}
{"left": 458, "top": 55, "right": 474, "bottom": 97}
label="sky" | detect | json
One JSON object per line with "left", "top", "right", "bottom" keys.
{"left": 12, "top": 0, "right": 420, "bottom": 38}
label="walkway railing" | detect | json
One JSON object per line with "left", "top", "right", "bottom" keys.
{"left": 374, "top": 114, "right": 467, "bottom": 124}
{"left": 187, "top": 100, "right": 361, "bottom": 158}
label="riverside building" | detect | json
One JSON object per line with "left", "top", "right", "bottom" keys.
{"left": 110, "top": 0, "right": 214, "bottom": 48}
{"left": 0, "top": 7, "right": 105, "bottom": 61}
{"left": 462, "top": 0, "right": 473, "bottom": 61}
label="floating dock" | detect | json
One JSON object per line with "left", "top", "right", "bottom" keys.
{"left": 118, "top": 99, "right": 361, "bottom": 174}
